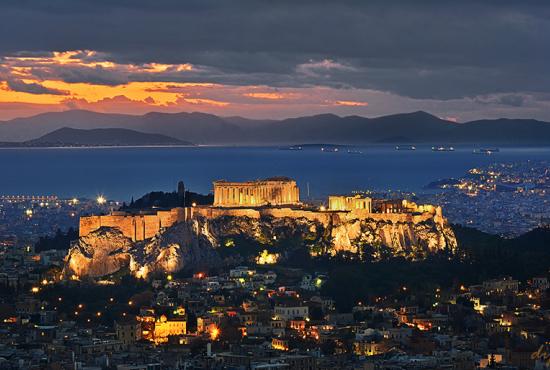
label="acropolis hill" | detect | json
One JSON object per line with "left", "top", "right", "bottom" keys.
{"left": 67, "top": 178, "right": 457, "bottom": 278}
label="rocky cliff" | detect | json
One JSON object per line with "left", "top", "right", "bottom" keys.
{"left": 64, "top": 219, "right": 220, "bottom": 278}
{"left": 65, "top": 212, "right": 456, "bottom": 278}
{"left": 204, "top": 213, "right": 457, "bottom": 259}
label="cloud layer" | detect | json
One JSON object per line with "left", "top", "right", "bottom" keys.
{"left": 0, "top": 1, "right": 549, "bottom": 121}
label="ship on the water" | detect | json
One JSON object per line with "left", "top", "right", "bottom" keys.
{"left": 347, "top": 149, "right": 363, "bottom": 155}
{"left": 279, "top": 146, "right": 303, "bottom": 151}
{"left": 321, "top": 147, "right": 339, "bottom": 152}
{"left": 473, "top": 148, "right": 500, "bottom": 154}
{"left": 432, "top": 146, "right": 455, "bottom": 152}
{"left": 395, "top": 145, "right": 416, "bottom": 151}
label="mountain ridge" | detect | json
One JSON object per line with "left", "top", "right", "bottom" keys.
{"left": 0, "top": 127, "right": 191, "bottom": 147}
{"left": 1, "top": 109, "right": 549, "bottom": 145}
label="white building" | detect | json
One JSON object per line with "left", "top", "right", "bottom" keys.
{"left": 274, "top": 305, "right": 309, "bottom": 320}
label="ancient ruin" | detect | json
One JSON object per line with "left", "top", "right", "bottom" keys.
{"left": 69, "top": 178, "right": 457, "bottom": 278}
{"left": 79, "top": 208, "right": 187, "bottom": 242}
{"left": 213, "top": 177, "right": 300, "bottom": 207}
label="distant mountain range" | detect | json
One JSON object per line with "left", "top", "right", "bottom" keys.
{"left": 1, "top": 109, "right": 550, "bottom": 145}
{"left": 0, "top": 127, "right": 190, "bottom": 147}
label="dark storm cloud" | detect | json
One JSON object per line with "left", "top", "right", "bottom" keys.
{"left": 0, "top": 0, "right": 549, "bottom": 99}
{"left": 497, "top": 94, "right": 527, "bottom": 107}
{"left": 56, "top": 66, "right": 129, "bottom": 86}
{"left": 6, "top": 79, "right": 69, "bottom": 95}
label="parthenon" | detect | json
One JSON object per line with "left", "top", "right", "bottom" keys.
{"left": 213, "top": 177, "right": 300, "bottom": 207}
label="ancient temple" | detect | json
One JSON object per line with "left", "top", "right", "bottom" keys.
{"left": 213, "top": 177, "right": 300, "bottom": 207}
{"left": 328, "top": 194, "right": 372, "bottom": 212}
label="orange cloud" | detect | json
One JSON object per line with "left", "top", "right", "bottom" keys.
{"left": 245, "top": 92, "right": 287, "bottom": 100}
{"left": 443, "top": 116, "right": 458, "bottom": 122}
{"left": 177, "top": 95, "right": 229, "bottom": 107}
{"left": 186, "top": 99, "right": 228, "bottom": 107}
{"left": 0, "top": 50, "right": 202, "bottom": 108}
{"left": 5, "top": 51, "right": 193, "bottom": 74}
{"left": 334, "top": 100, "right": 369, "bottom": 107}
{"left": 61, "top": 95, "right": 157, "bottom": 113}
{"left": 0, "top": 50, "right": 380, "bottom": 120}
{"left": 0, "top": 81, "right": 66, "bottom": 105}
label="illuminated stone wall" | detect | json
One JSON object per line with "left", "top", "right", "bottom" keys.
{"left": 213, "top": 177, "right": 300, "bottom": 207}
{"left": 192, "top": 205, "right": 441, "bottom": 225}
{"left": 79, "top": 207, "right": 186, "bottom": 241}
{"left": 80, "top": 202, "right": 443, "bottom": 243}
{"left": 328, "top": 195, "right": 372, "bottom": 212}
{"left": 192, "top": 206, "right": 333, "bottom": 224}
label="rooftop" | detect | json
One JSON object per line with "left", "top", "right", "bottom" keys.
{"left": 214, "top": 177, "right": 295, "bottom": 184}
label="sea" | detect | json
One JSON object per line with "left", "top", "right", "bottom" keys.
{"left": 1, "top": 145, "right": 550, "bottom": 201}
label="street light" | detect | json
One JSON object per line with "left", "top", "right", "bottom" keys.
{"left": 96, "top": 195, "right": 106, "bottom": 205}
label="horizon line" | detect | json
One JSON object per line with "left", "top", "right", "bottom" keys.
{"left": 3, "top": 108, "right": 547, "bottom": 125}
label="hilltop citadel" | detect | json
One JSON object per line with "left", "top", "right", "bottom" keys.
{"left": 79, "top": 177, "right": 446, "bottom": 242}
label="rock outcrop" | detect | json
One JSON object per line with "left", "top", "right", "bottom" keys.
{"left": 65, "top": 211, "right": 456, "bottom": 278}
{"left": 65, "top": 227, "right": 134, "bottom": 278}
{"left": 328, "top": 217, "right": 456, "bottom": 257}
{"left": 64, "top": 220, "right": 220, "bottom": 279}
{"left": 203, "top": 213, "right": 457, "bottom": 259}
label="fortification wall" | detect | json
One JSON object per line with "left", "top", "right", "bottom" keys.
{"left": 258, "top": 208, "right": 334, "bottom": 224}
{"left": 79, "top": 204, "right": 443, "bottom": 242}
{"left": 193, "top": 206, "right": 335, "bottom": 224}
{"left": 192, "top": 207, "right": 261, "bottom": 219}
{"left": 79, "top": 216, "right": 102, "bottom": 237}
{"left": 192, "top": 206, "right": 440, "bottom": 226}
{"left": 347, "top": 210, "right": 436, "bottom": 224}
{"left": 79, "top": 207, "right": 186, "bottom": 241}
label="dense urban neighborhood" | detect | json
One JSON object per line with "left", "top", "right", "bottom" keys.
{"left": 1, "top": 244, "right": 549, "bottom": 369}
{"left": 422, "top": 161, "right": 550, "bottom": 237}
{"left": 0, "top": 165, "right": 550, "bottom": 369}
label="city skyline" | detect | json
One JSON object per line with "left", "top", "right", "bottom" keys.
{"left": 1, "top": 2, "right": 550, "bottom": 369}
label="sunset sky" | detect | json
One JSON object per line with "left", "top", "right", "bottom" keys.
{"left": 0, "top": 1, "right": 549, "bottom": 121}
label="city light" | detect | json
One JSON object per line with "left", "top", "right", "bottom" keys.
{"left": 209, "top": 325, "right": 220, "bottom": 340}
{"left": 2, "top": 1, "right": 550, "bottom": 367}
{"left": 96, "top": 195, "right": 107, "bottom": 205}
